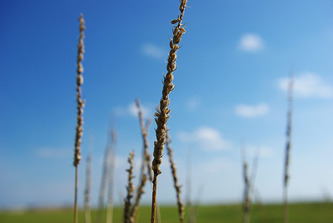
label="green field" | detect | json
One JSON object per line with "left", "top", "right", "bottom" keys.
{"left": 1, "top": 202, "right": 333, "bottom": 223}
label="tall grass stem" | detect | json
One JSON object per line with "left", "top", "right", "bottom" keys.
{"left": 166, "top": 131, "right": 184, "bottom": 223}
{"left": 150, "top": 1, "right": 188, "bottom": 222}
{"left": 73, "top": 13, "right": 85, "bottom": 223}
{"left": 283, "top": 71, "right": 294, "bottom": 223}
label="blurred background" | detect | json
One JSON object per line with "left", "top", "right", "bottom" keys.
{"left": 1, "top": 0, "right": 333, "bottom": 210}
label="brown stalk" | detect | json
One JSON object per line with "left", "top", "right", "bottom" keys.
{"left": 283, "top": 72, "right": 294, "bottom": 223}
{"left": 130, "top": 174, "right": 147, "bottom": 222}
{"left": 151, "top": 1, "right": 188, "bottom": 222}
{"left": 124, "top": 151, "right": 135, "bottom": 223}
{"left": 136, "top": 98, "right": 153, "bottom": 182}
{"left": 129, "top": 99, "right": 151, "bottom": 221}
{"left": 145, "top": 118, "right": 153, "bottom": 182}
{"left": 166, "top": 131, "right": 184, "bottom": 223}
{"left": 73, "top": 13, "right": 85, "bottom": 223}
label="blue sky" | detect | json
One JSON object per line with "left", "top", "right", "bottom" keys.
{"left": 1, "top": 0, "right": 333, "bottom": 209}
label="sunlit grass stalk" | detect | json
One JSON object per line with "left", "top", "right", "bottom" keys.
{"left": 124, "top": 151, "right": 135, "bottom": 223}
{"left": 106, "top": 130, "right": 117, "bottom": 223}
{"left": 73, "top": 13, "right": 85, "bottom": 223}
{"left": 283, "top": 72, "right": 294, "bottom": 223}
{"left": 166, "top": 131, "right": 184, "bottom": 223}
{"left": 151, "top": 1, "right": 188, "bottom": 222}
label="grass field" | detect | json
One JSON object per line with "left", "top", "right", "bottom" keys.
{"left": 1, "top": 202, "right": 333, "bottom": 223}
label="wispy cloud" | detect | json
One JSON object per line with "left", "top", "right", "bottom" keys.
{"left": 185, "top": 97, "right": 201, "bottom": 111}
{"left": 141, "top": 43, "right": 166, "bottom": 59}
{"left": 245, "top": 145, "right": 274, "bottom": 158}
{"left": 178, "top": 126, "right": 232, "bottom": 151}
{"left": 235, "top": 103, "right": 269, "bottom": 118}
{"left": 35, "top": 147, "right": 71, "bottom": 159}
{"left": 238, "top": 33, "right": 264, "bottom": 52}
{"left": 278, "top": 72, "right": 333, "bottom": 98}
{"left": 115, "top": 102, "right": 152, "bottom": 118}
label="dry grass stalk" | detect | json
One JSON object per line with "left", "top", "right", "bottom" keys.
{"left": 97, "top": 128, "right": 113, "bottom": 223}
{"left": 250, "top": 148, "right": 261, "bottom": 205}
{"left": 128, "top": 99, "right": 151, "bottom": 222}
{"left": 166, "top": 131, "right": 184, "bottom": 223}
{"left": 145, "top": 118, "right": 153, "bottom": 182}
{"left": 151, "top": 1, "right": 188, "bottom": 222}
{"left": 185, "top": 148, "right": 192, "bottom": 208}
{"left": 189, "top": 208, "right": 196, "bottom": 223}
{"left": 136, "top": 99, "right": 153, "bottom": 182}
{"left": 124, "top": 151, "right": 135, "bottom": 223}
{"left": 189, "top": 185, "right": 203, "bottom": 223}
{"left": 130, "top": 174, "right": 147, "bottom": 221}
{"left": 242, "top": 156, "right": 250, "bottom": 223}
{"left": 106, "top": 130, "right": 117, "bottom": 223}
{"left": 73, "top": 13, "right": 85, "bottom": 223}
{"left": 283, "top": 72, "right": 294, "bottom": 223}
{"left": 84, "top": 147, "right": 92, "bottom": 223}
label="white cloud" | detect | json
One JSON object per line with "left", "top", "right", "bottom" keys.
{"left": 238, "top": 33, "right": 264, "bottom": 52}
{"left": 178, "top": 126, "right": 232, "bottom": 151}
{"left": 278, "top": 72, "right": 333, "bottom": 98}
{"left": 115, "top": 102, "right": 152, "bottom": 119}
{"left": 185, "top": 98, "right": 200, "bottom": 111}
{"left": 141, "top": 43, "right": 165, "bottom": 59}
{"left": 235, "top": 103, "right": 269, "bottom": 118}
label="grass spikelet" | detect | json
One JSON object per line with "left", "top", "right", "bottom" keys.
{"left": 283, "top": 71, "right": 294, "bottom": 223}
{"left": 124, "top": 151, "right": 135, "bottom": 223}
{"left": 73, "top": 13, "right": 85, "bottom": 223}
{"left": 166, "top": 131, "right": 184, "bottom": 223}
{"left": 151, "top": 1, "right": 188, "bottom": 222}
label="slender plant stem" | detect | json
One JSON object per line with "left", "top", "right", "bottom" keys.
{"left": 124, "top": 151, "right": 135, "bottom": 223}
{"left": 283, "top": 71, "right": 294, "bottom": 223}
{"left": 150, "top": 1, "right": 188, "bottom": 222}
{"left": 151, "top": 175, "right": 158, "bottom": 223}
{"left": 136, "top": 99, "right": 153, "bottom": 182}
{"left": 242, "top": 161, "right": 250, "bottom": 223}
{"left": 106, "top": 130, "right": 117, "bottom": 223}
{"left": 97, "top": 128, "right": 113, "bottom": 223}
{"left": 84, "top": 146, "right": 92, "bottom": 223}
{"left": 73, "top": 13, "right": 85, "bottom": 223}
{"left": 166, "top": 132, "right": 184, "bottom": 223}
{"left": 74, "top": 166, "right": 79, "bottom": 223}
